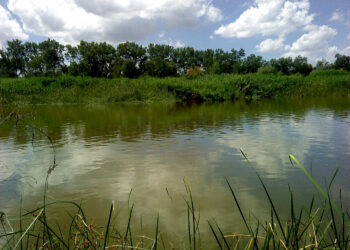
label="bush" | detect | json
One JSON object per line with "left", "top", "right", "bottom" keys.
{"left": 257, "top": 66, "right": 278, "bottom": 74}
{"left": 187, "top": 67, "right": 204, "bottom": 79}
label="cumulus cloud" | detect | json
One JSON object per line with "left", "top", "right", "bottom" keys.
{"left": 162, "top": 38, "right": 185, "bottom": 48}
{"left": 329, "top": 9, "right": 343, "bottom": 22}
{"left": 256, "top": 36, "right": 285, "bottom": 52}
{"left": 215, "top": 0, "right": 344, "bottom": 62}
{"left": 214, "top": 0, "right": 314, "bottom": 38}
{"left": 0, "top": 5, "right": 28, "bottom": 47}
{"left": 283, "top": 25, "right": 337, "bottom": 60}
{"left": 7, "top": 0, "right": 223, "bottom": 44}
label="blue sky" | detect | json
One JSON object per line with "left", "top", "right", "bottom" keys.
{"left": 1, "top": 0, "right": 349, "bottom": 62}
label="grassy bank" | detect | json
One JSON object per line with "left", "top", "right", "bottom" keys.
{"left": 1, "top": 70, "right": 350, "bottom": 105}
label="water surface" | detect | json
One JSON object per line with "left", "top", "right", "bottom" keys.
{"left": 1, "top": 97, "right": 350, "bottom": 245}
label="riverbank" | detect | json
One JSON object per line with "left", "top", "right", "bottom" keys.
{"left": 0, "top": 70, "right": 350, "bottom": 105}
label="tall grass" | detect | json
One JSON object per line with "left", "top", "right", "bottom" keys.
{"left": 0, "top": 70, "right": 349, "bottom": 105}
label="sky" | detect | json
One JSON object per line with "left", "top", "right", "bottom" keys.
{"left": 0, "top": 0, "right": 350, "bottom": 62}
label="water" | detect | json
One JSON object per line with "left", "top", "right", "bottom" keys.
{"left": 1, "top": 97, "right": 350, "bottom": 246}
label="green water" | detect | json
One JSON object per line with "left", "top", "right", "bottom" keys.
{"left": 1, "top": 97, "right": 350, "bottom": 246}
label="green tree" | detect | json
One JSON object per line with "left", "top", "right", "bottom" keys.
{"left": 239, "top": 54, "right": 264, "bottom": 74}
{"left": 38, "top": 39, "right": 65, "bottom": 75}
{"left": 202, "top": 49, "right": 214, "bottom": 72}
{"left": 147, "top": 44, "right": 173, "bottom": 61}
{"left": 77, "top": 41, "right": 116, "bottom": 77}
{"left": 270, "top": 57, "right": 294, "bottom": 75}
{"left": 3, "top": 39, "right": 26, "bottom": 77}
{"left": 334, "top": 54, "right": 350, "bottom": 71}
{"left": 0, "top": 49, "right": 10, "bottom": 77}
{"left": 145, "top": 44, "right": 177, "bottom": 77}
{"left": 293, "top": 56, "right": 312, "bottom": 76}
{"left": 116, "top": 42, "right": 147, "bottom": 77}
{"left": 122, "top": 59, "right": 139, "bottom": 78}
{"left": 315, "top": 59, "right": 332, "bottom": 70}
{"left": 145, "top": 58, "right": 177, "bottom": 77}
{"left": 24, "top": 41, "right": 42, "bottom": 76}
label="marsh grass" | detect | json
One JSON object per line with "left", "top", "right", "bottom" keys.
{"left": 0, "top": 70, "right": 349, "bottom": 105}
{"left": 0, "top": 110, "right": 349, "bottom": 249}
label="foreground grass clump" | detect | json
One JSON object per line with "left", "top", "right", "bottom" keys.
{"left": 0, "top": 155, "right": 348, "bottom": 249}
{"left": 0, "top": 70, "right": 350, "bottom": 105}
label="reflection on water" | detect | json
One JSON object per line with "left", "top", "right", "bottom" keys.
{"left": 0, "top": 97, "right": 350, "bottom": 245}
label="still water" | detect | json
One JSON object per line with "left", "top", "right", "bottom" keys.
{"left": 0, "top": 97, "right": 350, "bottom": 246}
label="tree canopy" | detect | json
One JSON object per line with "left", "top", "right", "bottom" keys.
{"left": 0, "top": 39, "right": 347, "bottom": 78}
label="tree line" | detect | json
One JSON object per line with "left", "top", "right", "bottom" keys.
{"left": 0, "top": 39, "right": 349, "bottom": 78}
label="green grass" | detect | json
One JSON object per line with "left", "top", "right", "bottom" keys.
{"left": 0, "top": 70, "right": 350, "bottom": 105}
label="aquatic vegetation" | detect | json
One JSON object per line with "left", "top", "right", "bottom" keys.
{"left": 0, "top": 70, "right": 349, "bottom": 105}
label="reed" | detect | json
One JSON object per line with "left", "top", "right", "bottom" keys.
{"left": 0, "top": 70, "right": 349, "bottom": 105}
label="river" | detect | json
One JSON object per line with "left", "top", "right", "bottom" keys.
{"left": 0, "top": 97, "right": 349, "bottom": 247}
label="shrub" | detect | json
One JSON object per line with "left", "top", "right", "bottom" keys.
{"left": 187, "top": 66, "right": 204, "bottom": 79}
{"left": 257, "top": 66, "right": 278, "bottom": 74}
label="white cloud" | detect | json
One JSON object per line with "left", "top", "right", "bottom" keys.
{"left": 341, "top": 46, "right": 350, "bottom": 55}
{"left": 209, "top": 35, "right": 214, "bottom": 39}
{"left": 347, "top": 34, "right": 350, "bottom": 40}
{"left": 314, "top": 46, "right": 350, "bottom": 63}
{"left": 214, "top": 0, "right": 314, "bottom": 38}
{"left": 162, "top": 38, "right": 185, "bottom": 48}
{"left": 256, "top": 36, "right": 285, "bottom": 52}
{"left": 213, "top": 0, "right": 346, "bottom": 62}
{"left": 283, "top": 25, "right": 337, "bottom": 61}
{"left": 7, "top": 0, "right": 223, "bottom": 44}
{"left": 0, "top": 5, "right": 28, "bottom": 47}
{"left": 329, "top": 9, "right": 343, "bottom": 22}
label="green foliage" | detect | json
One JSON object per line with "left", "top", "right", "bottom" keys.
{"left": 239, "top": 54, "right": 264, "bottom": 74}
{"left": 292, "top": 55, "right": 313, "bottom": 76}
{"left": 334, "top": 53, "right": 350, "bottom": 71}
{"left": 145, "top": 58, "right": 177, "bottom": 78}
{"left": 269, "top": 56, "right": 313, "bottom": 76}
{"left": 76, "top": 41, "right": 116, "bottom": 77}
{"left": 1, "top": 71, "right": 349, "bottom": 105}
{"left": 257, "top": 66, "right": 278, "bottom": 74}
{"left": 1, "top": 39, "right": 26, "bottom": 77}
{"left": 117, "top": 41, "right": 147, "bottom": 75}
{"left": 37, "top": 39, "right": 65, "bottom": 75}
{"left": 315, "top": 59, "right": 333, "bottom": 70}
{"left": 122, "top": 60, "right": 139, "bottom": 78}
{"left": 0, "top": 38, "right": 348, "bottom": 80}
{"left": 270, "top": 57, "right": 294, "bottom": 75}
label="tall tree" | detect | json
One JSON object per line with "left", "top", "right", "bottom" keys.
{"left": 334, "top": 54, "right": 350, "bottom": 71}
{"left": 77, "top": 41, "right": 116, "bottom": 77}
{"left": 115, "top": 42, "right": 147, "bottom": 77}
{"left": 240, "top": 54, "right": 264, "bottom": 74}
{"left": 38, "top": 39, "right": 65, "bottom": 75}
{"left": 4, "top": 39, "right": 26, "bottom": 77}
